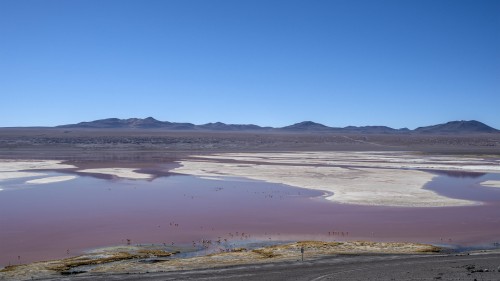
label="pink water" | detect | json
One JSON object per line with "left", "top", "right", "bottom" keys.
{"left": 1, "top": 167, "right": 500, "bottom": 266}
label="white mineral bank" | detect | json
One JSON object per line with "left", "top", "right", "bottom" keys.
{"left": 0, "top": 160, "right": 76, "bottom": 181}
{"left": 481, "top": 180, "right": 500, "bottom": 188}
{"left": 0, "top": 171, "right": 45, "bottom": 180}
{"left": 78, "top": 168, "right": 152, "bottom": 179}
{"left": 26, "top": 176, "right": 77, "bottom": 184}
{"left": 171, "top": 152, "right": 493, "bottom": 207}
{"left": 0, "top": 160, "right": 75, "bottom": 172}
{"left": 0, "top": 160, "right": 153, "bottom": 181}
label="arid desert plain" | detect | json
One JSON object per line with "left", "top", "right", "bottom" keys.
{"left": 1, "top": 129, "right": 500, "bottom": 280}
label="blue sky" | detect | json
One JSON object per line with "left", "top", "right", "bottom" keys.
{"left": 1, "top": 0, "right": 499, "bottom": 129}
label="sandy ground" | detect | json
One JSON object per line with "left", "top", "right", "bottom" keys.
{"left": 25, "top": 176, "right": 77, "bottom": 184}
{"left": 172, "top": 152, "right": 492, "bottom": 207}
{"left": 0, "top": 241, "right": 440, "bottom": 280}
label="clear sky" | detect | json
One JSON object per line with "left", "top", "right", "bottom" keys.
{"left": 1, "top": 0, "right": 499, "bottom": 129}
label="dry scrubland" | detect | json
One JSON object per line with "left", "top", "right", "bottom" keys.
{"left": 1, "top": 129, "right": 500, "bottom": 160}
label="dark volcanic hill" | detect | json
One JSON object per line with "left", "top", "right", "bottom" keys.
{"left": 55, "top": 118, "right": 499, "bottom": 134}
{"left": 281, "top": 121, "right": 334, "bottom": 131}
{"left": 58, "top": 117, "right": 196, "bottom": 130}
{"left": 280, "top": 122, "right": 410, "bottom": 134}
{"left": 197, "top": 122, "right": 270, "bottom": 131}
{"left": 58, "top": 118, "right": 265, "bottom": 131}
{"left": 342, "top": 126, "right": 409, "bottom": 134}
{"left": 414, "top": 120, "right": 499, "bottom": 134}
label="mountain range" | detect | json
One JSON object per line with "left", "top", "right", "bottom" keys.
{"left": 55, "top": 118, "right": 499, "bottom": 134}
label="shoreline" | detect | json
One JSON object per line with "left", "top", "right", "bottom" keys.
{"left": 3, "top": 239, "right": 500, "bottom": 281}
{"left": 0, "top": 240, "right": 445, "bottom": 280}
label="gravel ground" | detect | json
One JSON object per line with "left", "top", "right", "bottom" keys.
{"left": 34, "top": 252, "right": 500, "bottom": 281}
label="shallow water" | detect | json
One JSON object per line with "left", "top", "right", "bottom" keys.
{"left": 425, "top": 171, "right": 500, "bottom": 203}
{"left": 1, "top": 168, "right": 500, "bottom": 266}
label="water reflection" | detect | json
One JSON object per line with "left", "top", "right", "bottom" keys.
{"left": 429, "top": 170, "right": 486, "bottom": 178}
{"left": 424, "top": 172, "right": 500, "bottom": 203}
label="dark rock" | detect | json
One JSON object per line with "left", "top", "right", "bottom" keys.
{"left": 465, "top": 264, "right": 475, "bottom": 271}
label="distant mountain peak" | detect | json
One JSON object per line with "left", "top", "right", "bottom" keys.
{"left": 415, "top": 120, "right": 498, "bottom": 134}
{"left": 282, "top": 121, "right": 331, "bottom": 131}
{"left": 57, "top": 117, "right": 190, "bottom": 129}
{"left": 55, "top": 118, "right": 499, "bottom": 134}
{"left": 198, "top": 122, "right": 266, "bottom": 131}
{"left": 297, "top": 121, "right": 323, "bottom": 125}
